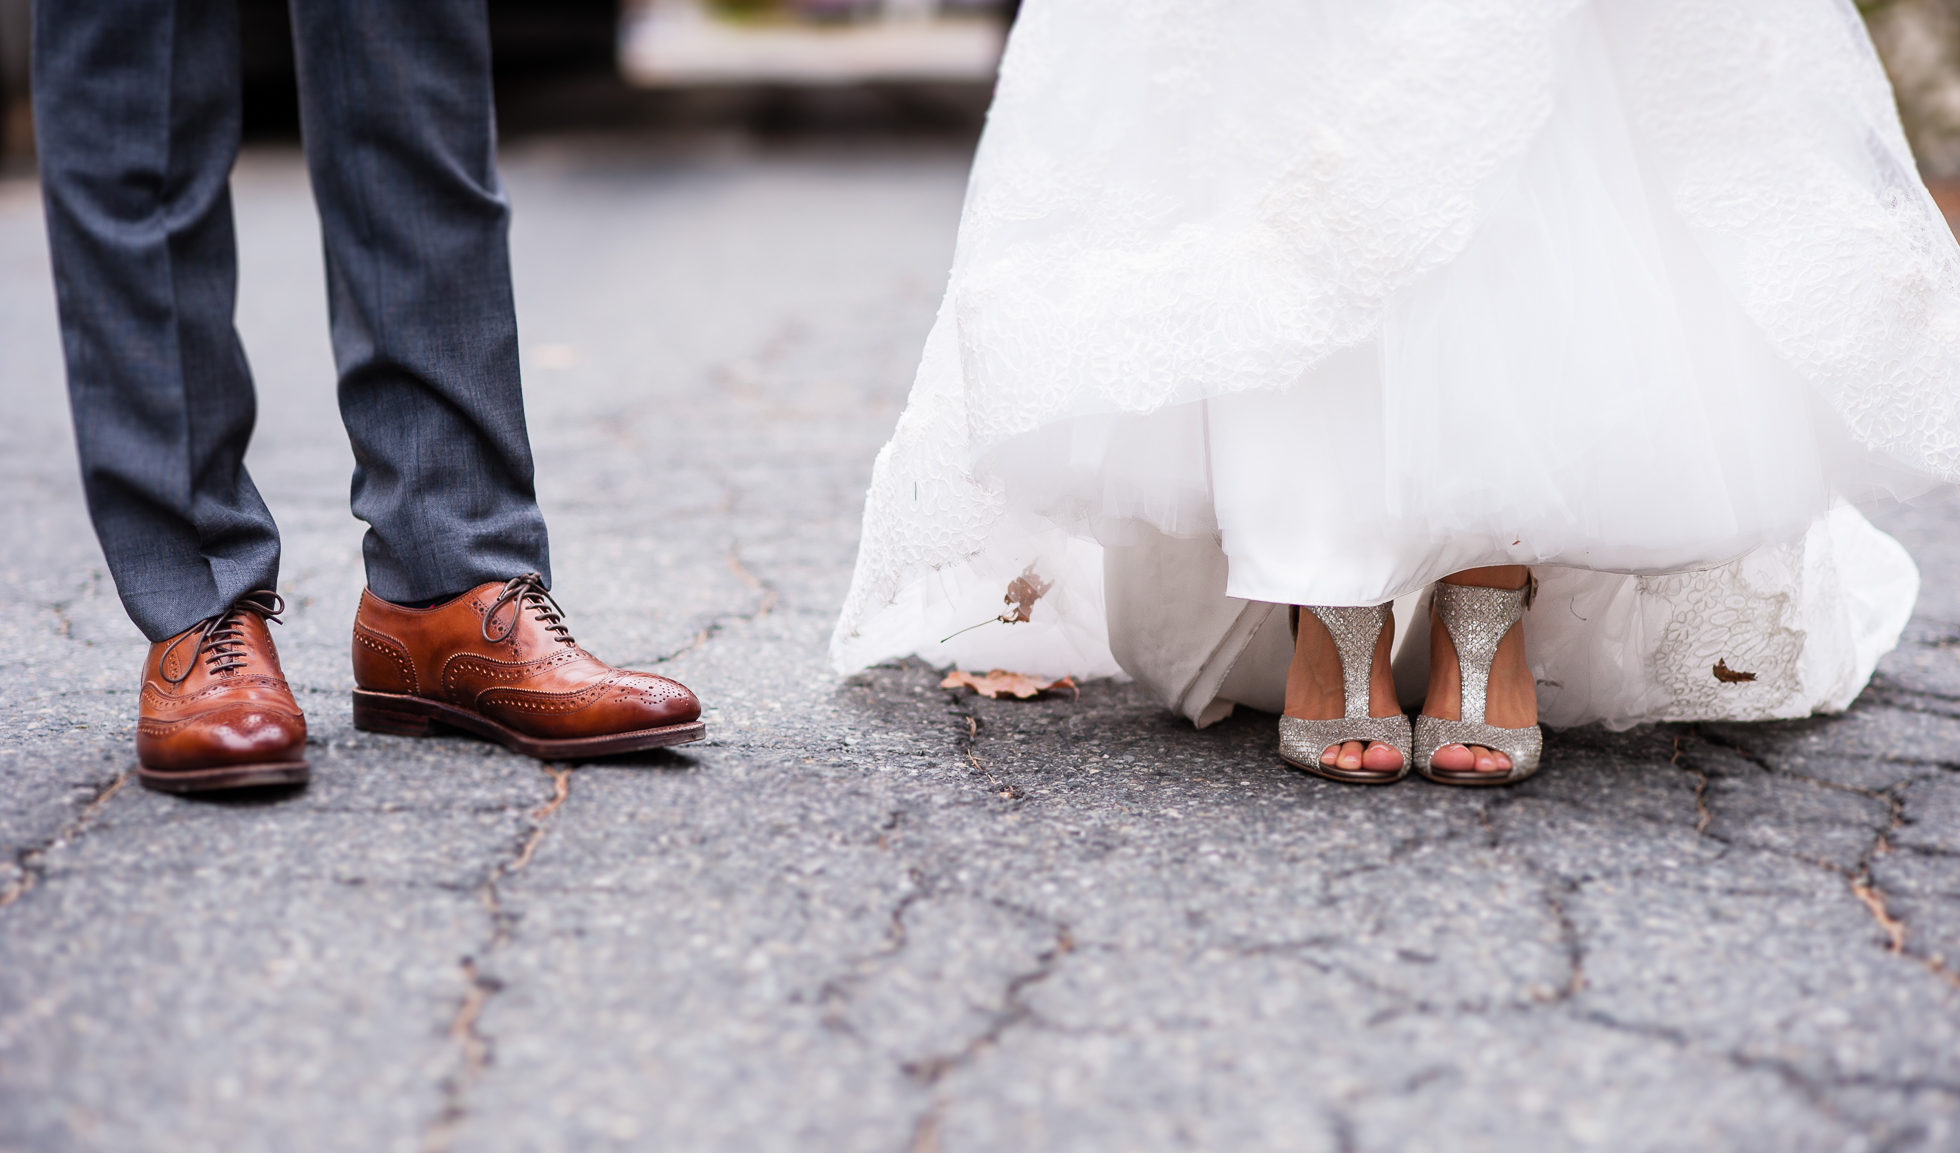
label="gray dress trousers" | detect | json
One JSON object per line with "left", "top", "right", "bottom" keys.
{"left": 33, "top": 0, "right": 552, "bottom": 641}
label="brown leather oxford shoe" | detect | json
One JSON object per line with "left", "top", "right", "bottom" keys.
{"left": 137, "top": 591, "right": 310, "bottom": 793}
{"left": 350, "top": 573, "right": 705, "bottom": 758}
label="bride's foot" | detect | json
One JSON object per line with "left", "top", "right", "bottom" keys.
{"left": 1422, "top": 566, "right": 1537, "bottom": 775}
{"left": 1285, "top": 606, "right": 1404, "bottom": 773}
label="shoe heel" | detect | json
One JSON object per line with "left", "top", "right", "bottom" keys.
{"left": 352, "top": 694, "right": 434, "bottom": 737}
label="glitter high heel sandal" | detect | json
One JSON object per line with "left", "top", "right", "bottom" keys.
{"left": 1414, "top": 580, "right": 1542, "bottom": 786}
{"left": 1279, "top": 604, "right": 1413, "bottom": 785}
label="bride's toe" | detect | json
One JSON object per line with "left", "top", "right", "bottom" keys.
{"left": 1322, "top": 740, "right": 1365, "bottom": 770}
{"left": 1430, "top": 743, "right": 1475, "bottom": 772}
{"left": 1321, "top": 740, "right": 1403, "bottom": 772}
{"left": 1361, "top": 742, "right": 1405, "bottom": 772}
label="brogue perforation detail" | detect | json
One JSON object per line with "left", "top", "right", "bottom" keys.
{"left": 138, "top": 703, "right": 301, "bottom": 735}
{"left": 142, "top": 675, "right": 293, "bottom": 709}
{"left": 354, "top": 629, "right": 417, "bottom": 693}
{"left": 477, "top": 683, "right": 612, "bottom": 714}
{"left": 619, "top": 675, "right": 691, "bottom": 707}
{"left": 441, "top": 653, "right": 571, "bottom": 698}
{"left": 350, "top": 577, "right": 704, "bottom": 753}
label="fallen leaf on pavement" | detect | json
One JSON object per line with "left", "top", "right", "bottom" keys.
{"left": 940, "top": 669, "right": 1078, "bottom": 700}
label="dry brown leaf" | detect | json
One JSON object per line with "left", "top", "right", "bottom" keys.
{"left": 940, "top": 669, "right": 1078, "bottom": 700}
{"left": 1712, "top": 659, "right": 1758, "bottom": 684}
{"left": 937, "top": 565, "right": 1058, "bottom": 644}
{"left": 1000, "top": 564, "right": 1053, "bottom": 625}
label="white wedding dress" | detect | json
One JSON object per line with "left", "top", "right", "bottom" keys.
{"left": 832, "top": 0, "right": 1958, "bottom": 730}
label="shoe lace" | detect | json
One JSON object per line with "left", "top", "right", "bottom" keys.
{"left": 482, "top": 572, "right": 576, "bottom": 647}
{"left": 159, "top": 591, "right": 285, "bottom": 685}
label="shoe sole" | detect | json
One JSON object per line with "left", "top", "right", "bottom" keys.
{"left": 1417, "top": 766, "right": 1538, "bottom": 788}
{"left": 351, "top": 689, "right": 707, "bottom": 759}
{"left": 137, "top": 761, "right": 311, "bottom": 794}
{"left": 1279, "top": 753, "right": 1409, "bottom": 786}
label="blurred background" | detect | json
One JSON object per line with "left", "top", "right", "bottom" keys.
{"left": 0, "top": 0, "right": 1021, "bottom": 163}
{"left": 2, "top": 0, "right": 1960, "bottom": 181}
{"left": 1867, "top": 0, "right": 1960, "bottom": 222}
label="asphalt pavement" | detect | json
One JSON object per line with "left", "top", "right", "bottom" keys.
{"left": 2, "top": 133, "right": 1958, "bottom": 1153}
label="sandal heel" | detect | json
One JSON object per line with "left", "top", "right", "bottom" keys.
{"left": 352, "top": 694, "right": 434, "bottom": 737}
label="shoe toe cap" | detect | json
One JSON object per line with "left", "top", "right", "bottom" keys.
{"left": 140, "top": 706, "right": 308, "bottom": 770}
{"left": 616, "top": 673, "right": 701, "bottom": 727}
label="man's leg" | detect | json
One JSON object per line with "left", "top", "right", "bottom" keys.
{"left": 35, "top": 0, "right": 308, "bottom": 794}
{"left": 289, "top": 0, "right": 550, "bottom": 604}
{"left": 296, "top": 0, "right": 702, "bottom": 759}
{"left": 33, "top": 0, "right": 280, "bottom": 641}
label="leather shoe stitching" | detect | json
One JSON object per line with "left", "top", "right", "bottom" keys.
{"left": 142, "top": 679, "right": 294, "bottom": 710}
{"left": 476, "top": 684, "right": 611, "bottom": 714}
{"left": 353, "top": 629, "right": 417, "bottom": 693}
{"left": 138, "top": 709, "right": 303, "bottom": 735}
{"left": 440, "top": 656, "right": 574, "bottom": 702}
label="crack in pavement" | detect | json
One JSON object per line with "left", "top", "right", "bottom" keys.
{"left": 866, "top": 699, "right": 1956, "bottom": 1141}
{"left": 1536, "top": 872, "right": 1589, "bottom": 1001}
{"left": 892, "top": 915, "right": 1076, "bottom": 1152}
{"left": 1687, "top": 727, "right": 1960, "bottom": 994}
{"left": 1393, "top": 996, "right": 1960, "bottom": 1153}
{"left": 624, "top": 543, "right": 780, "bottom": 668}
{"left": 1328, "top": 1108, "right": 1360, "bottom": 1153}
{"left": 32, "top": 572, "right": 108, "bottom": 647}
{"left": 1229, "top": 942, "right": 1521, "bottom": 1024}
{"left": 726, "top": 545, "right": 780, "bottom": 619}
{"left": 815, "top": 875, "right": 929, "bottom": 1041}
{"left": 898, "top": 911, "right": 1076, "bottom": 1088}
{"left": 417, "top": 762, "right": 575, "bottom": 1153}
{"left": 509, "top": 766, "right": 573, "bottom": 874}
{"left": 0, "top": 770, "right": 130, "bottom": 911}
{"left": 1298, "top": 990, "right": 1960, "bottom": 1152}
{"left": 813, "top": 857, "right": 1075, "bottom": 1152}
{"left": 421, "top": 957, "right": 502, "bottom": 1153}
{"left": 1851, "top": 880, "right": 1909, "bottom": 953}
{"left": 907, "top": 1098, "right": 945, "bottom": 1153}
{"left": 944, "top": 693, "right": 1018, "bottom": 799}
{"left": 1476, "top": 799, "right": 1589, "bottom": 1004}
{"left": 1576, "top": 1007, "right": 1960, "bottom": 1106}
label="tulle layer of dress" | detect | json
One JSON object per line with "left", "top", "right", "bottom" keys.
{"left": 831, "top": 0, "right": 1957, "bottom": 729}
